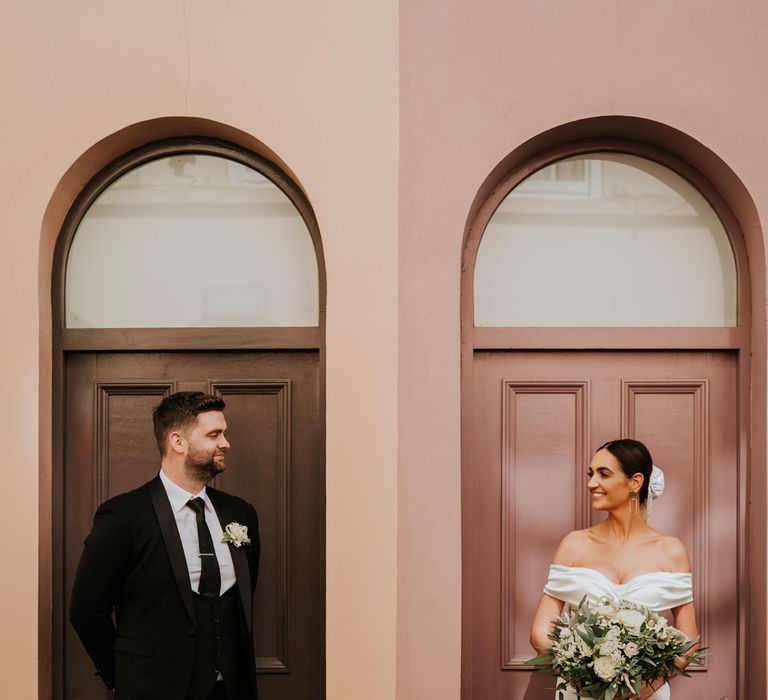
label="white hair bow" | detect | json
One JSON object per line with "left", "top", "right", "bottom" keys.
{"left": 647, "top": 464, "right": 665, "bottom": 515}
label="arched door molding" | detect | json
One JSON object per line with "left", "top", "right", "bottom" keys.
{"left": 460, "top": 119, "right": 764, "bottom": 699}
{"left": 55, "top": 136, "right": 326, "bottom": 344}
{"left": 44, "top": 130, "right": 326, "bottom": 700}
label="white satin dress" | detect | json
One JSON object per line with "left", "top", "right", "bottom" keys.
{"left": 543, "top": 564, "right": 694, "bottom": 700}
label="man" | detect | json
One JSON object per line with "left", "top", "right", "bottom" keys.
{"left": 70, "top": 392, "right": 260, "bottom": 700}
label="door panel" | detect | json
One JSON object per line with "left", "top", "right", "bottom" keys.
{"left": 62, "top": 351, "right": 324, "bottom": 700}
{"left": 468, "top": 351, "right": 737, "bottom": 699}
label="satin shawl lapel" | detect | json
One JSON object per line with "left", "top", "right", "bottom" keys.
{"left": 149, "top": 477, "right": 195, "bottom": 624}
{"left": 208, "top": 489, "right": 253, "bottom": 632}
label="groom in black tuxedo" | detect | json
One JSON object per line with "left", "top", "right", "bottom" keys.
{"left": 70, "top": 392, "right": 260, "bottom": 700}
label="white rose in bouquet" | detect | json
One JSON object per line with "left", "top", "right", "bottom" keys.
{"left": 596, "top": 603, "right": 615, "bottom": 619}
{"left": 593, "top": 655, "right": 619, "bottom": 681}
{"left": 623, "top": 641, "right": 639, "bottom": 658}
{"left": 616, "top": 608, "right": 645, "bottom": 634}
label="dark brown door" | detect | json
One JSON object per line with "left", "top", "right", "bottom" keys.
{"left": 466, "top": 350, "right": 738, "bottom": 699}
{"left": 62, "top": 351, "right": 324, "bottom": 699}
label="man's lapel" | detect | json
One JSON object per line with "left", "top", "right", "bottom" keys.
{"left": 208, "top": 489, "right": 253, "bottom": 633}
{"left": 149, "top": 476, "right": 195, "bottom": 624}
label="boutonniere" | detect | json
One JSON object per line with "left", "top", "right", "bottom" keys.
{"left": 221, "top": 522, "right": 251, "bottom": 547}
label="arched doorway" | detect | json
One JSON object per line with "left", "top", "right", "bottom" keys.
{"left": 52, "top": 138, "right": 325, "bottom": 699}
{"left": 461, "top": 143, "right": 748, "bottom": 699}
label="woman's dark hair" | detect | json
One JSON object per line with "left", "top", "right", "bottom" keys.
{"left": 596, "top": 439, "right": 653, "bottom": 504}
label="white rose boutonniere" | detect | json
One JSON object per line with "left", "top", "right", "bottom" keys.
{"left": 222, "top": 522, "right": 252, "bottom": 547}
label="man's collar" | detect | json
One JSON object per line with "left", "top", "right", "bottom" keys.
{"left": 159, "top": 468, "right": 209, "bottom": 513}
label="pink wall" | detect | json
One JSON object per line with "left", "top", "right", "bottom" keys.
{"left": 398, "top": 1, "right": 768, "bottom": 698}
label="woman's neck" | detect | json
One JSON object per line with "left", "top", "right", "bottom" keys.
{"left": 600, "top": 506, "right": 648, "bottom": 543}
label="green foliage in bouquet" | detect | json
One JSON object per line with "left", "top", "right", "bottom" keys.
{"left": 525, "top": 596, "right": 706, "bottom": 700}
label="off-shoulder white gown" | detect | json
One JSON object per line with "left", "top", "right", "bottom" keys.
{"left": 543, "top": 565, "right": 695, "bottom": 700}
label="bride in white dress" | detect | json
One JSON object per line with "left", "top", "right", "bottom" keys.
{"left": 529, "top": 439, "right": 699, "bottom": 700}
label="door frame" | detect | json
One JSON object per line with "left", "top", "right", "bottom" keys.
{"left": 460, "top": 138, "right": 753, "bottom": 698}
{"left": 45, "top": 137, "right": 327, "bottom": 700}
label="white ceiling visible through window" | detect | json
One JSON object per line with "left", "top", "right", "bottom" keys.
{"left": 474, "top": 154, "right": 736, "bottom": 327}
{"left": 66, "top": 154, "right": 319, "bottom": 328}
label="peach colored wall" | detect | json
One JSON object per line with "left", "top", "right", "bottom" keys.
{"left": 398, "top": 2, "right": 768, "bottom": 698}
{"left": 1, "top": 2, "right": 398, "bottom": 699}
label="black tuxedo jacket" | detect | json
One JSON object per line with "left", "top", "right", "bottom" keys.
{"left": 70, "top": 476, "right": 260, "bottom": 699}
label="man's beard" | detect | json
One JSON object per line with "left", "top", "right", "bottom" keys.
{"left": 184, "top": 446, "right": 225, "bottom": 484}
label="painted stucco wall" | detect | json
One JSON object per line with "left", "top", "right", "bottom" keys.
{"left": 2, "top": 0, "right": 767, "bottom": 698}
{"left": 0, "top": 2, "right": 398, "bottom": 698}
{"left": 398, "top": 2, "right": 768, "bottom": 698}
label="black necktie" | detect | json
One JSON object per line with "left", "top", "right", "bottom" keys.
{"left": 186, "top": 497, "right": 221, "bottom": 599}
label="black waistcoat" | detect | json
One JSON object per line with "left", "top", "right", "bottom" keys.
{"left": 188, "top": 587, "right": 253, "bottom": 700}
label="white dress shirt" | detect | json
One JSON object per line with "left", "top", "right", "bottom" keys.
{"left": 159, "top": 469, "right": 237, "bottom": 596}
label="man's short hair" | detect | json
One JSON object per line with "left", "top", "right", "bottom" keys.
{"left": 152, "top": 391, "right": 226, "bottom": 456}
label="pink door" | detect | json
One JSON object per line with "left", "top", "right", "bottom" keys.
{"left": 465, "top": 350, "right": 738, "bottom": 699}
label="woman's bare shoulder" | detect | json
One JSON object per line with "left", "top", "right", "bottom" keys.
{"left": 551, "top": 529, "right": 592, "bottom": 566}
{"left": 657, "top": 534, "right": 692, "bottom": 572}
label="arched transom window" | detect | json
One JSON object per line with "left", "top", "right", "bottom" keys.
{"left": 66, "top": 152, "right": 319, "bottom": 328}
{"left": 474, "top": 153, "right": 737, "bottom": 327}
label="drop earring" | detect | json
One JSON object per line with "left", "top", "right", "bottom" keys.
{"left": 629, "top": 490, "right": 639, "bottom": 515}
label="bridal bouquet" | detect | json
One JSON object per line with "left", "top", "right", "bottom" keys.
{"left": 525, "top": 597, "right": 705, "bottom": 700}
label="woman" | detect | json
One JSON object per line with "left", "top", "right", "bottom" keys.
{"left": 529, "top": 439, "right": 699, "bottom": 700}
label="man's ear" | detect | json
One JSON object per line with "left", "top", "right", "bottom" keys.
{"left": 168, "top": 430, "right": 186, "bottom": 455}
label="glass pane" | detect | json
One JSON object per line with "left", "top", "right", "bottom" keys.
{"left": 66, "top": 154, "right": 319, "bottom": 328}
{"left": 474, "top": 154, "right": 737, "bottom": 327}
